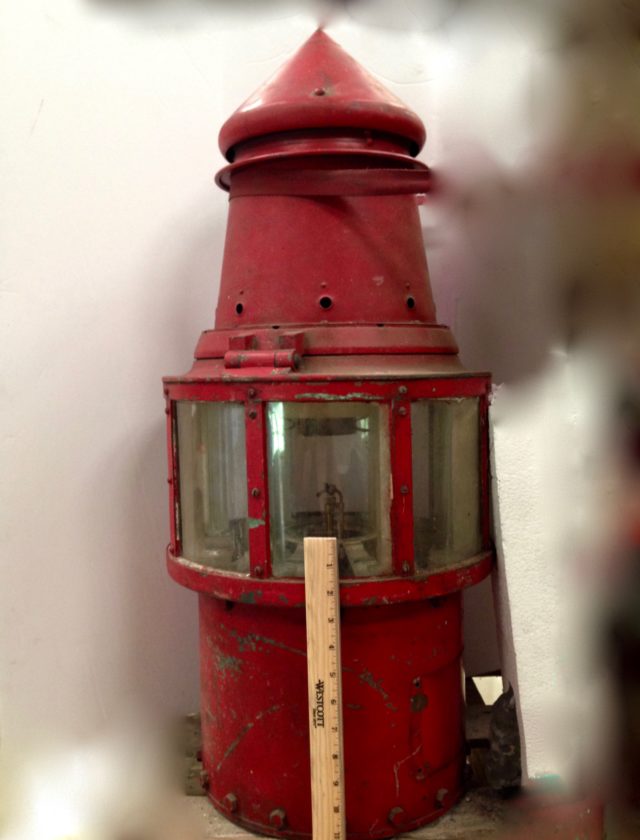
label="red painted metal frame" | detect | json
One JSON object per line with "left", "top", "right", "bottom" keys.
{"left": 224, "top": 132, "right": 421, "bottom": 168}
{"left": 165, "top": 395, "right": 180, "bottom": 555}
{"left": 224, "top": 165, "right": 433, "bottom": 197}
{"left": 390, "top": 397, "right": 414, "bottom": 577}
{"left": 168, "top": 549, "right": 492, "bottom": 607}
{"left": 246, "top": 401, "right": 272, "bottom": 579}
{"left": 166, "top": 373, "right": 493, "bottom": 601}
{"left": 195, "top": 325, "right": 458, "bottom": 359}
{"left": 164, "top": 376, "right": 489, "bottom": 401}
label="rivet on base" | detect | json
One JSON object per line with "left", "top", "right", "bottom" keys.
{"left": 435, "top": 787, "right": 449, "bottom": 808}
{"left": 387, "top": 806, "right": 406, "bottom": 828}
{"left": 269, "top": 808, "right": 287, "bottom": 830}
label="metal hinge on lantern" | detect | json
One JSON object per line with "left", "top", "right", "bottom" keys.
{"left": 223, "top": 331, "right": 305, "bottom": 369}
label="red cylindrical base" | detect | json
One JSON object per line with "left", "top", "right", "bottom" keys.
{"left": 199, "top": 592, "right": 465, "bottom": 839}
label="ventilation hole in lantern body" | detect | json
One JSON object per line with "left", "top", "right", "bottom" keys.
{"left": 236, "top": 303, "right": 244, "bottom": 315}
{"left": 319, "top": 296, "right": 333, "bottom": 310}
{"left": 406, "top": 296, "right": 416, "bottom": 310}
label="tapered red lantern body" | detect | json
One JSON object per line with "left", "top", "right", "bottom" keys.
{"left": 164, "top": 30, "right": 492, "bottom": 839}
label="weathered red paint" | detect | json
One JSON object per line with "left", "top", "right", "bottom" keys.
{"left": 217, "top": 31, "right": 425, "bottom": 158}
{"left": 163, "top": 29, "right": 493, "bottom": 839}
{"left": 195, "top": 325, "right": 458, "bottom": 359}
{"left": 165, "top": 374, "right": 490, "bottom": 400}
{"left": 245, "top": 401, "right": 271, "bottom": 579}
{"left": 389, "top": 397, "right": 414, "bottom": 577}
{"left": 168, "top": 549, "right": 493, "bottom": 607}
{"left": 199, "top": 592, "right": 464, "bottom": 839}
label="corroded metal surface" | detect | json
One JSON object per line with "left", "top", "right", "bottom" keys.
{"left": 184, "top": 791, "right": 506, "bottom": 840}
{"left": 168, "top": 549, "right": 493, "bottom": 606}
{"left": 198, "top": 595, "right": 466, "bottom": 838}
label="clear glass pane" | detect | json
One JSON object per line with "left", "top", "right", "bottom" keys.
{"left": 412, "top": 399, "right": 481, "bottom": 571}
{"left": 267, "top": 402, "right": 391, "bottom": 578}
{"left": 177, "top": 402, "right": 249, "bottom": 572}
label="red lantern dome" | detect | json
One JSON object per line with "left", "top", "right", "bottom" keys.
{"left": 218, "top": 29, "right": 426, "bottom": 161}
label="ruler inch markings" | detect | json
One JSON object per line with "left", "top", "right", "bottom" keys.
{"left": 304, "top": 537, "right": 346, "bottom": 840}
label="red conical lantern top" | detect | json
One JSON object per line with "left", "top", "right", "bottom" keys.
{"left": 219, "top": 29, "right": 426, "bottom": 161}
{"left": 192, "top": 29, "right": 458, "bottom": 358}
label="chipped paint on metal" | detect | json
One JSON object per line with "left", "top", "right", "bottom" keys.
{"left": 239, "top": 590, "right": 262, "bottom": 604}
{"left": 216, "top": 652, "right": 243, "bottom": 674}
{"left": 216, "top": 704, "right": 284, "bottom": 771}
{"left": 294, "top": 392, "right": 376, "bottom": 401}
{"left": 393, "top": 744, "right": 422, "bottom": 797}
{"left": 411, "top": 693, "right": 429, "bottom": 712}
{"left": 247, "top": 517, "right": 265, "bottom": 530}
{"left": 225, "top": 627, "right": 257, "bottom": 652}
{"left": 226, "top": 627, "right": 306, "bottom": 658}
{"left": 358, "top": 669, "right": 398, "bottom": 712}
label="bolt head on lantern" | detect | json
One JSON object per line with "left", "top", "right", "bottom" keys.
{"left": 164, "top": 29, "right": 492, "bottom": 840}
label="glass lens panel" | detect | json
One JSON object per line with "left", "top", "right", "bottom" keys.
{"left": 267, "top": 402, "right": 391, "bottom": 578}
{"left": 412, "top": 398, "right": 481, "bottom": 571}
{"left": 177, "top": 402, "right": 249, "bottom": 572}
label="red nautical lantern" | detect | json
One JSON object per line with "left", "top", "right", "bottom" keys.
{"left": 164, "top": 30, "right": 492, "bottom": 838}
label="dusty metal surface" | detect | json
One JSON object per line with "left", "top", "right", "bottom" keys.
{"left": 196, "top": 594, "right": 468, "bottom": 838}
{"left": 183, "top": 789, "right": 506, "bottom": 840}
{"left": 185, "top": 791, "right": 640, "bottom": 840}
{"left": 183, "top": 711, "right": 505, "bottom": 837}
{"left": 181, "top": 705, "right": 506, "bottom": 839}
{"left": 182, "top": 711, "right": 625, "bottom": 838}
{"left": 168, "top": 549, "right": 493, "bottom": 606}
{"left": 181, "top": 710, "right": 631, "bottom": 839}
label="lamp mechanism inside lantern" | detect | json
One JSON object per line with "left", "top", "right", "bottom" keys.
{"left": 268, "top": 401, "right": 388, "bottom": 578}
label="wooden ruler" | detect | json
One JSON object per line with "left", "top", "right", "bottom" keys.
{"left": 304, "top": 537, "right": 346, "bottom": 840}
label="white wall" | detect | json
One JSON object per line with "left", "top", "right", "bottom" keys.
{"left": 3, "top": 0, "right": 634, "bottom": 826}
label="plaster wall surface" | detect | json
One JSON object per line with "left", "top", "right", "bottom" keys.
{"left": 2, "top": 0, "right": 631, "bottom": 833}
{"left": 490, "top": 350, "right": 622, "bottom": 785}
